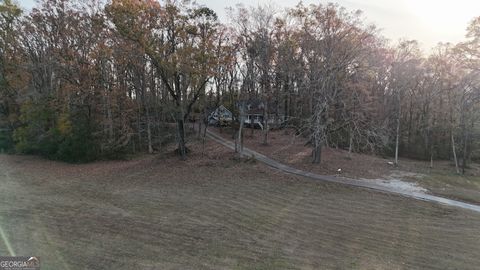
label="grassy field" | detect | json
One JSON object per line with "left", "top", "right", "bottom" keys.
{"left": 409, "top": 171, "right": 480, "bottom": 204}
{"left": 0, "top": 141, "right": 479, "bottom": 269}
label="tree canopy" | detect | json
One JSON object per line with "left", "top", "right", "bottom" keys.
{"left": 0, "top": 0, "right": 479, "bottom": 172}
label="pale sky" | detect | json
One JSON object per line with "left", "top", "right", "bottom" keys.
{"left": 18, "top": 0, "right": 480, "bottom": 51}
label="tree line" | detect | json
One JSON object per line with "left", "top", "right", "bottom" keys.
{"left": 0, "top": 0, "right": 479, "bottom": 172}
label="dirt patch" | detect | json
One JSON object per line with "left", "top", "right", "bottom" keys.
{"left": 210, "top": 127, "right": 394, "bottom": 179}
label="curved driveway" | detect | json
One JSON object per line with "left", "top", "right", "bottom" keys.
{"left": 206, "top": 130, "right": 480, "bottom": 214}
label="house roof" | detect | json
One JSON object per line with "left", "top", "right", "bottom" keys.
{"left": 236, "top": 98, "right": 264, "bottom": 108}
{"left": 246, "top": 108, "right": 265, "bottom": 115}
{"left": 209, "top": 105, "right": 233, "bottom": 118}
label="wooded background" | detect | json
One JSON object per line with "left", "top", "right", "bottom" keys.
{"left": 1, "top": 0, "right": 479, "bottom": 173}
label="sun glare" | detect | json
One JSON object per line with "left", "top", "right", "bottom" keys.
{"left": 407, "top": 0, "right": 480, "bottom": 35}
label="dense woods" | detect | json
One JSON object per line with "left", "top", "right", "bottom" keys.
{"left": 1, "top": 0, "right": 479, "bottom": 172}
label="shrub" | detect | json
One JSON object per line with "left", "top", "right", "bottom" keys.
{"left": 13, "top": 101, "right": 100, "bottom": 163}
{"left": 0, "top": 128, "right": 14, "bottom": 153}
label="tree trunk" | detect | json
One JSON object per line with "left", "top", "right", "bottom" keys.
{"left": 202, "top": 120, "right": 207, "bottom": 156}
{"left": 313, "top": 142, "right": 322, "bottom": 164}
{"left": 106, "top": 92, "right": 114, "bottom": 142}
{"left": 284, "top": 89, "right": 289, "bottom": 123}
{"left": 236, "top": 105, "right": 245, "bottom": 157}
{"left": 348, "top": 130, "right": 353, "bottom": 158}
{"left": 430, "top": 152, "right": 434, "bottom": 169}
{"left": 451, "top": 134, "right": 460, "bottom": 174}
{"left": 198, "top": 120, "right": 202, "bottom": 138}
{"left": 429, "top": 140, "right": 434, "bottom": 169}
{"left": 263, "top": 101, "right": 269, "bottom": 145}
{"left": 312, "top": 91, "right": 323, "bottom": 164}
{"left": 394, "top": 112, "right": 400, "bottom": 166}
{"left": 145, "top": 106, "right": 153, "bottom": 154}
{"left": 177, "top": 118, "right": 187, "bottom": 160}
{"left": 135, "top": 104, "right": 142, "bottom": 154}
{"left": 462, "top": 127, "right": 468, "bottom": 174}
